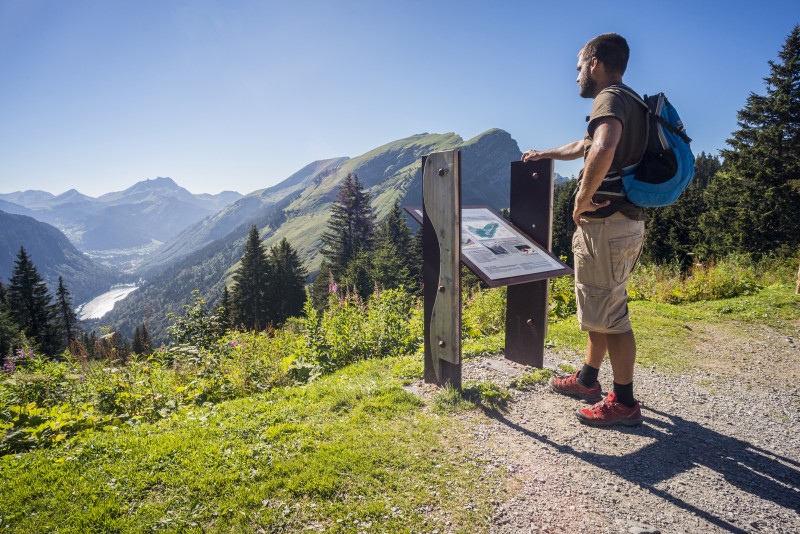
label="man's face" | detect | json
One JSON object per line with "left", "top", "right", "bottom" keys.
{"left": 576, "top": 53, "right": 597, "bottom": 99}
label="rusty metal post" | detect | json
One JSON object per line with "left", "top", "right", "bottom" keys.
{"left": 504, "top": 159, "right": 555, "bottom": 368}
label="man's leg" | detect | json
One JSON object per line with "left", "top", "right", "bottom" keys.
{"left": 576, "top": 331, "right": 606, "bottom": 387}
{"left": 575, "top": 328, "right": 642, "bottom": 426}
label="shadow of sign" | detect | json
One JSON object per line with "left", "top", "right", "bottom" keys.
{"left": 488, "top": 407, "right": 799, "bottom": 533}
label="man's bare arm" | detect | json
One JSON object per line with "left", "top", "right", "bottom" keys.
{"left": 521, "top": 140, "right": 583, "bottom": 162}
{"left": 573, "top": 117, "right": 622, "bottom": 226}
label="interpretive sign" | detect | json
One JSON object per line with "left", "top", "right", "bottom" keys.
{"left": 406, "top": 206, "right": 570, "bottom": 287}
{"left": 416, "top": 153, "right": 570, "bottom": 385}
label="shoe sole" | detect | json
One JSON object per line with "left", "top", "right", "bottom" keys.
{"left": 548, "top": 378, "right": 602, "bottom": 403}
{"left": 575, "top": 409, "right": 643, "bottom": 427}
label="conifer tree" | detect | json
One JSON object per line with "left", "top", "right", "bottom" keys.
{"left": 320, "top": 173, "right": 376, "bottom": 282}
{"left": 0, "top": 281, "right": 22, "bottom": 360}
{"left": 370, "top": 199, "right": 418, "bottom": 292}
{"left": 267, "top": 238, "right": 308, "bottom": 325}
{"left": 132, "top": 323, "right": 152, "bottom": 355}
{"left": 219, "top": 285, "right": 233, "bottom": 332}
{"left": 310, "top": 261, "right": 334, "bottom": 311}
{"left": 231, "top": 225, "right": 272, "bottom": 330}
{"left": 56, "top": 276, "right": 79, "bottom": 349}
{"left": 701, "top": 25, "right": 800, "bottom": 258}
{"left": 6, "top": 247, "right": 59, "bottom": 356}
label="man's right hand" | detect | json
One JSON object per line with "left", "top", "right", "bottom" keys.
{"left": 522, "top": 149, "right": 543, "bottom": 162}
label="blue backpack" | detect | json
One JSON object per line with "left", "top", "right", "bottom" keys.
{"left": 615, "top": 87, "right": 695, "bottom": 207}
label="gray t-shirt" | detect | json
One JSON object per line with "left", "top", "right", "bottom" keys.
{"left": 581, "top": 83, "right": 647, "bottom": 220}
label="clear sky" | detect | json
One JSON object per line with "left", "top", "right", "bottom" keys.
{"left": 1, "top": 0, "right": 797, "bottom": 197}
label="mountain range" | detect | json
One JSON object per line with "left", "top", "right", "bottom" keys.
{"left": 0, "top": 178, "right": 242, "bottom": 255}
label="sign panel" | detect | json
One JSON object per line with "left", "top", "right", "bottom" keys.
{"left": 406, "top": 205, "right": 572, "bottom": 287}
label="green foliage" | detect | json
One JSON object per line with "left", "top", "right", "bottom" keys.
{"left": 433, "top": 380, "right": 511, "bottom": 413}
{"left": 286, "top": 288, "right": 420, "bottom": 380}
{"left": 509, "top": 368, "right": 556, "bottom": 390}
{"left": 166, "top": 290, "right": 226, "bottom": 350}
{"left": 462, "top": 287, "right": 506, "bottom": 338}
{"left": 628, "top": 258, "right": 762, "bottom": 304}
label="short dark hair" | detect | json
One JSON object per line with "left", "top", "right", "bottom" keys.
{"left": 581, "top": 33, "right": 630, "bottom": 75}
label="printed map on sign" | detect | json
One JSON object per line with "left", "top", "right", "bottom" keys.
{"left": 460, "top": 208, "right": 563, "bottom": 280}
{"left": 409, "top": 207, "right": 566, "bottom": 281}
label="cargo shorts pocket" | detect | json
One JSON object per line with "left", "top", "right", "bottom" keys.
{"left": 575, "top": 282, "right": 613, "bottom": 332}
{"left": 572, "top": 230, "right": 601, "bottom": 288}
{"left": 609, "top": 234, "right": 644, "bottom": 284}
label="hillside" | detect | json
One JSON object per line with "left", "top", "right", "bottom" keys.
{"left": 104, "top": 129, "right": 523, "bottom": 341}
{"left": 257, "top": 129, "right": 521, "bottom": 274}
{"left": 137, "top": 158, "right": 348, "bottom": 275}
{"left": 0, "top": 211, "right": 119, "bottom": 303}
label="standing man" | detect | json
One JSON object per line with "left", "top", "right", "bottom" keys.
{"left": 522, "top": 33, "right": 646, "bottom": 426}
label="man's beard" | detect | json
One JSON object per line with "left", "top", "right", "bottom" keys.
{"left": 578, "top": 69, "right": 597, "bottom": 98}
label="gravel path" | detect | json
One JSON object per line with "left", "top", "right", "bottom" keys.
{"left": 444, "top": 326, "right": 800, "bottom": 534}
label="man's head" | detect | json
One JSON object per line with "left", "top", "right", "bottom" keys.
{"left": 576, "top": 33, "right": 629, "bottom": 98}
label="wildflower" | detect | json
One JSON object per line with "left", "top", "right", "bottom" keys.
{"left": 228, "top": 340, "right": 240, "bottom": 347}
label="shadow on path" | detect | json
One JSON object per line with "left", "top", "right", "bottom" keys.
{"left": 489, "top": 407, "right": 800, "bottom": 533}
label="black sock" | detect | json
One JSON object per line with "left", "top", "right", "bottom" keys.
{"left": 577, "top": 363, "right": 599, "bottom": 387}
{"left": 613, "top": 382, "right": 636, "bottom": 407}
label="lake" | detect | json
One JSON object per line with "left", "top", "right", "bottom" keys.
{"left": 76, "top": 285, "right": 138, "bottom": 320}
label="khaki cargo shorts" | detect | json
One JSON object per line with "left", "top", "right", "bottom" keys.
{"left": 572, "top": 212, "right": 644, "bottom": 334}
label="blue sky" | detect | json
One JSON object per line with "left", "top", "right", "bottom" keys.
{"left": 0, "top": 0, "right": 797, "bottom": 197}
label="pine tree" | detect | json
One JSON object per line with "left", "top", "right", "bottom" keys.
{"left": 231, "top": 225, "right": 272, "bottom": 330}
{"left": 701, "top": 25, "right": 800, "bottom": 258}
{"left": 267, "top": 238, "right": 308, "bottom": 325}
{"left": 56, "top": 276, "right": 79, "bottom": 349}
{"left": 370, "top": 199, "right": 417, "bottom": 293}
{"left": 0, "top": 281, "right": 22, "bottom": 361}
{"left": 219, "top": 285, "right": 233, "bottom": 332}
{"left": 310, "top": 261, "right": 334, "bottom": 311}
{"left": 320, "top": 173, "right": 376, "bottom": 282}
{"left": 132, "top": 323, "right": 152, "bottom": 355}
{"left": 6, "top": 247, "right": 59, "bottom": 356}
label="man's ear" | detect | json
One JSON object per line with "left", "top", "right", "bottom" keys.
{"left": 589, "top": 56, "right": 601, "bottom": 75}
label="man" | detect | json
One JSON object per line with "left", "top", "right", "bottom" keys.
{"left": 522, "top": 33, "right": 646, "bottom": 426}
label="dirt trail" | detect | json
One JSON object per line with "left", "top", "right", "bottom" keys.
{"left": 438, "top": 320, "right": 800, "bottom": 533}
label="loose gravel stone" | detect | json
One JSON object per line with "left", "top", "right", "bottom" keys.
{"left": 416, "top": 328, "right": 800, "bottom": 534}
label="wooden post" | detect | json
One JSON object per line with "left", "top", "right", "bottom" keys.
{"left": 422, "top": 151, "right": 462, "bottom": 386}
{"left": 504, "top": 159, "right": 555, "bottom": 368}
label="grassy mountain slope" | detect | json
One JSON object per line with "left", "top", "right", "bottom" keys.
{"left": 137, "top": 158, "right": 348, "bottom": 276}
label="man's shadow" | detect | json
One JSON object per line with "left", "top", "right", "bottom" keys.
{"left": 488, "top": 406, "right": 800, "bottom": 533}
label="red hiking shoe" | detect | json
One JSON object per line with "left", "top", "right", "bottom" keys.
{"left": 575, "top": 392, "right": 643, "bottom": 427}
{"left": 548, "top": 371, "right": 602, "bottom": 402}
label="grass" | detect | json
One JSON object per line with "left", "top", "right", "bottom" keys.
{"left": 1, "top": 356, "right": 501, "bottom": 533}
{"left": 4, "top": 259, "right": 800, "bottom": 532}
{"left": 546, "top": 282, "right": 800, "bottom": 374}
